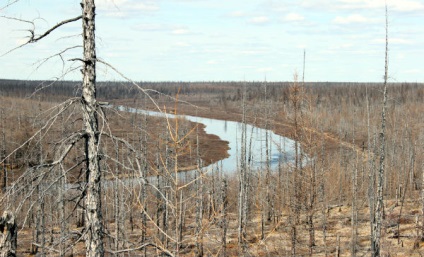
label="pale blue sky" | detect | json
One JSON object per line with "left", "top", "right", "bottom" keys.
{"left": 1, "top": 0, "right": 423, "bottom": 82}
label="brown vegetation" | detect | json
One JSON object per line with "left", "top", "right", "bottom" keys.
{"left": 0, "top": 79, "right": 423, "bottom": 256}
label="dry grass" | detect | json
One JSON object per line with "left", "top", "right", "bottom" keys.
{"left": 12, "top": 198, "right": 424, "bottom": 256}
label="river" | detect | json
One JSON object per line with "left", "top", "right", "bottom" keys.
{"left": 119, "top": 106, "right": 297, "bottom": 174}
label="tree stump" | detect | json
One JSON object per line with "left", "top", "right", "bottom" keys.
{"left": 0, "top": 211, "right": 17, "bottom": 257}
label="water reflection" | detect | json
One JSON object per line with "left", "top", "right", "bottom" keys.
{"left": 119, "top": 106, "right": 298, "bottom": 174}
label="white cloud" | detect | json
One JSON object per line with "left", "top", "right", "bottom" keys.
{"left": 249, "top": 16, "right": 270, "bottom": 25}
{"left": 333, "top": 14, "right": 375, "bottom": 24}
{"left": 174, "top": 42, "right": 191, "bottom": 47}
{"left": 97, "top": 0, "right": 160, "bottom": 17}
{"left": 339, "top": 0, "right": 424, "bottom": 12}
{"left": 171, "top": 28, "right": 190, "bottom": 35}
{"left": 284, "top": 13, "right": 304, "bottom": 22}
{"left": 296, "top": 44, "right": 307, "bottom": 49}
{"left": 131, "top": 2, "right": 160, "bottom": 12}
{"left": 135, "top": 23, "right": 167, "bottom": 31}
{"left": 259, "top": 1, "right": 287, "bottom": 12}
{"left": 302, "top": 0, "right": 424, "bottom": 12}
{"left": 228, "top": 10, "right": 246, "bottom": 17}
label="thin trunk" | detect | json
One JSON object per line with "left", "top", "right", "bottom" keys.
{"left": 1, "top": 110, "right": 6, "bottom": 192}
{"left": 195, "top": 123, "right": 204, "bottom": 257}
{"left": 178, "top": 191, "right": 184, "bottom": 252}
{"left": 366, "top": 86, "right": 377, "bottom": 255}
{"left": 141, "top": 110, "right": 148, "bottom": 257}
{"left": 59, "top": 164, "right": 66, "bottom": 257}
{"left": 195, "top": 172, "right": 204, "bottom": 257}
{"left": 351, "top": 123, "right": 358, "bottom": 256}
{"left": 114, "top": 146, "right": 120, "bottom": 255}
{"left": 397, "top": 141, "right": 413, "bottom": 244}
{"left": 238, "top": 83, "right": 247, "bottom": 253}
{"left": 372, "top": 5, "right": 389, "bottom": 256}
{"left": 308, "top": 163, "right": 316, "bottom": 256}
{"left": 421, "top": 134, "right": 424, "bottom": 240}
{"left": 220, "top": 178, "right": 228, "bottom": 257}
{"left": 59, "top": 114, "right": 67, "bottom": 257}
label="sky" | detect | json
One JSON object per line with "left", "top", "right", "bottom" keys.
{"left": 1, "top": 0, "right": 423, "bottom": 82}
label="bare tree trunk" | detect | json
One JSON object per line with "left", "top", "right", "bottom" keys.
{"left": 0, "top": 211, "right": 17, "bottom": 257}
{"left": 195, "top": 172, "right": 204, "bottom": 257}
{"left": 320, "top": 165, "right": 328, "bottom": 257}
{"left": 1, "top": 109, "right": 6, "bottom": 192}
{"left": 308, "top": 163, "right": 316, "bottom": 256}
{"left": 366, "top": 84, "right": 377, "bottom": 255}
{"left": 351, "top": 126, "right": 358, "bottom": 257}
{"left": 59, "top": 114, "right": 67, "bottom": 257}
{"left": 195, "top": 125, "right": 204, "bottom": 257}
{"left": 289, "top": 72, "right": 302, "bottom": 256}
{"left": 81, "top": 0, "right": 104, "bottom": 256}
{"left": 59, "top": 164, "right": 66, "bottom": 257}
{"left": 238, "top": 83, "right": 248, "bottom": 253}
{"left": 290, "top": 222, "right": 297, "bottom": 257}
{"left": 422, "top": 136, "right": 424, "bottom": 240}
{"left": 141, "top": 110, "right": 148, "bottom": 257}
{"left": 31, "top": 185, "right": 43, "bottom": 255}
{"left": 336, "top": 235, "right": 340, "bottom": 257}
{"left": 220, "top": 178, "right": 228, "bottom": 257}
{"left": 114, "top": 146, "right": 120, "bottom": 256}
{"left": 177, "top": 191, "right": 184, "bottom": 253}
{"left": 372, "top": 5, "right": 389, "bottom": 257}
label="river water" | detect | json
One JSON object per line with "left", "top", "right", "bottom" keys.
{"left": 119, "top": 106, "right": 297, "bottom": 174}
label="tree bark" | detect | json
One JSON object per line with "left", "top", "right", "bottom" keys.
{"left": 0, "top": 211, "right": 17, "bottom": 257}
{"left": 81, "top": 0, "right": 104, "bottom": 256}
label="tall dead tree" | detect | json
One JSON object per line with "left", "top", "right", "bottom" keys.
{"left": 289, "top": 72, "right": 303, "bottom": 256}
{"left": 372, "top": 5, "right": 389, "bottom": 257}
{"left": 2, "top": 0, "right": 105, "bottom": 254}
{"left": 238, "top": 82, "right": 249, "bottom": 253}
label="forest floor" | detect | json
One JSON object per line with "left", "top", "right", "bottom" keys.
{"left": 14, "top": 197, "right": 424, "bottom": 256}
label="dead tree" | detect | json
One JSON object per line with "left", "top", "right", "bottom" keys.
{"left": 220, "top": 178, "right": 228, "bottom": 257}
{"left": 0, "top": 211, "right": 17, "bottom": 257}
{"left": 1, "top": 109, "right": 6, "bottom": 192}
{"left": 372, "top": 5, "right": 389, "bottom": 257}
{"left": 79, "top": 1, "right": 104, "bottom": 256}
{"left": 195, "top": 123, "right": 204, "bottom": 257}
{"left": 238, "top": 83, "right": 249, "bottom": 253}
{"left": 289, "top": 72, "right": 303, "bottom": 256}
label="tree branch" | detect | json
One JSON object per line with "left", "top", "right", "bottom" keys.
{"left": 0, "top": 15, "right": 82, "bottom": 57}
{"left": 29, "top": 15, "right": 82, "bottom": 43}
{"left": 0, "top": 0, "right": 20, "bottom": 11}
{"left": 107, "top": 242, "right": 175, "bottom": 257}
{"left": 96, "top": 58, "right": 199, "bottom": 113}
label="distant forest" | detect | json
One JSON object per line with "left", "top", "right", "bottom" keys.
{"left": 1, "top": 79, "right": 423, "bottom": 104}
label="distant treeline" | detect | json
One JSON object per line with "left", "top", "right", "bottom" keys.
{"left": 0, "top": 79, "right": 422, "bottom": 104}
